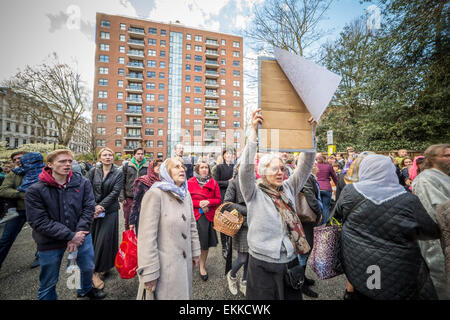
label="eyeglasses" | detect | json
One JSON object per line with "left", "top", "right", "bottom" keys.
{"left": 267, "top": 166, "right": 286, "bottom": 174}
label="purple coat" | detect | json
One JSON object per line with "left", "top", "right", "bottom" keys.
{"left": 316, "top": 163, "right": 338, "bottom": 192}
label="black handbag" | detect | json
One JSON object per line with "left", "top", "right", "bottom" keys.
{"left": 284, "top": 264, "right": 305, "bottom": 290}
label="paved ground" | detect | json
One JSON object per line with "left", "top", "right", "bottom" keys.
{"left": 0, "top": 208, "right": 346, "bottom": 300}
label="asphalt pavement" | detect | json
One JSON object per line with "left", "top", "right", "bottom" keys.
{"left": 0, "top": 208, "right": 347, "bottom": 300}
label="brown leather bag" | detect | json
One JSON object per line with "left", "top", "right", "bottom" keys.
{"left": 296, "top": 192, "right": 317, "bottom": 223}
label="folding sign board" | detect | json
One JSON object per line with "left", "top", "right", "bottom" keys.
{"left": 258, "top": 57, "right": 315, "bottom": 152}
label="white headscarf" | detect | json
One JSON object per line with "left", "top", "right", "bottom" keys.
{"left": 353, "top": 154, "right": 406, "bottom": 205}
{"left": 151, "top": 159, "right": 188, "bottom": 200}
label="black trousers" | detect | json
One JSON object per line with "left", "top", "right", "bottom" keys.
{"left": 246, "top": 255, "right": 303, "bottom": 300}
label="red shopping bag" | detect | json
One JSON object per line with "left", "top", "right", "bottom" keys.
{"left": 115, "top": 229, "right": 138, "bottom": 279}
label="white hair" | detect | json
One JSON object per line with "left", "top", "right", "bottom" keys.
{"left": 258, "top": 153, "right": 283, "bottom": 177}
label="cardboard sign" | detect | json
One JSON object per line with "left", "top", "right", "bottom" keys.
{"left": 258, "top": 57, "right": 314, "bottom": 152}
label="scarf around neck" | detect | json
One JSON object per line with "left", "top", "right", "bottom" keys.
{"left": 257, "top": 180, "right": 310, "bottom": 255}
{"left": 194, "top": 171, "right": 210, "bottom": 187}
{"left": 134, "top": 160, "right": 160, "bottom": 190}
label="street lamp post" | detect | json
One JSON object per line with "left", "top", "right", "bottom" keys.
{"left": 53, "top": 134, "right": 58, "bottom": 150}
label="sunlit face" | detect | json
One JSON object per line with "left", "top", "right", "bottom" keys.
{"left": 169, "top": 159, "right": 186, "bottom": 186}
{"left": 99, "top": 150, "right": 114, "bottom": 165}
{"left": 48, "top": 153, "right": 73, "bottom": 176}
{"left": 198, "top": 163, "right": 209, "bottom": 178}
{"left": 134, "top": 150, "right": 145, "bottom": 163}
{"left": 399, "top": 150, "right": 408, "bottom": 157}
{"left": 224, "top": 151, "right": 233, "bottom": 164}
{"left": 403, "top": 159, "right": 413, "bottom": 167}
{"left": 175, "top": 145, "right": 184, "bottom": 157}
{"left": 12, "top": 154, "right": 23, "bottom": 167}
{"left": 263, "top": 158, "right": 285, "bottom": 188}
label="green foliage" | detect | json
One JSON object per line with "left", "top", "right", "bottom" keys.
{"left": 0, "top": 143, "right": 68, "bottom": 161}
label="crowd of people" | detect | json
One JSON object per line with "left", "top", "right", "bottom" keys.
{"left": 0, "top": 111, "right": 448, "bottom": 300}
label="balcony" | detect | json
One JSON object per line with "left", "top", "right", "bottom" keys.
{"left": 204, "top": 135, "right": 219, "bottom": 141}
{"left": 204, "top": 112, "right": 219, "bottom": 120}
{"left": 127, "top": 50, "right": 145, "bottom": 60}
{"left": 205, "top": 39, "right": 219, "bottom": 49}
{"left": 205, "top": 50, "right": 219, "bottom": 59}
{"left": 127, "top": 62, "right": 144, "bottom": 71}
{"left": 126, "top": 85, "right": 143, "bottom": 93}
{"left": 128, "top": 38, "right": 145, "bottom": 48}
{"left": 125, "top": 121, "right": 142, "bottom": 128}
{"left": 204, "top": 103, "right": 219, "bottom": 110}
{"left": 125, "top": 134, "right": 142, "bottom": 140}
{"left": 124, "top": 145, "right": 139, "bottom": 152}
{"left": 205, "top": 70, "right": 219, "bottom": 79}
{"left": 126, "top": 73, "right": 144, "bottom": 82}
{"left": 125, "top": 97, "right": 143, "bottom": 104}
{"left": 128, "top": 27, "right": 145, "bottom": 38}
{"left": 205, "top": 80, "right": 219, "bottom": 89}
{"left": 125, "top": 109, "right": 143, "bottom": 116}
{"left": 204, "top": 91, "right": 219, "bottom": 99}
{"left": 205, "top": 59, "right": 219, "bottom": 69}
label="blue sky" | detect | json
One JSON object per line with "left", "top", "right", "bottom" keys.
{"left": 0, "top": 0, "right": 376, "bottom": 114}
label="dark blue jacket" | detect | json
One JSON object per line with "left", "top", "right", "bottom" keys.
{"left": 25, "top": 171, "right": 95, "bottom": 251}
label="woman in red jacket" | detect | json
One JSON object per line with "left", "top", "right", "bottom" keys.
{"left": 187, "top": 160, "right": 221, "bottom": 281}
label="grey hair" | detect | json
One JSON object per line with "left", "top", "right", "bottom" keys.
{"left": 258, "top": 153, "right": 283, "bottom": 177}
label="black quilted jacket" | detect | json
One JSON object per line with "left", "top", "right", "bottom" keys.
{"left": 334, "top": 184, "right": 440, "bottom": 300}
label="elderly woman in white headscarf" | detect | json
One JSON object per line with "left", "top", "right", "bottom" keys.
{"left": 136, "top": 158, "right": 201, "bottom": 300}
{"left": 239, "top": 109, "right": 316, "bottom": 300}
{"left": 333, "top": 154, "right": 441, "bottom": 300}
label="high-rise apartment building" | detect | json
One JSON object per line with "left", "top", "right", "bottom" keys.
{"left": 92, "top": 13, "right": 244, "bottom": 159}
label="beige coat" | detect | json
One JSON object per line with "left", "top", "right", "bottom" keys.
{"left": 136, "top": 188, "right": 201, "bottom": 300}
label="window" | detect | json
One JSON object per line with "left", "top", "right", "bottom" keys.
{"left": 185, "top": 119, "right": 191, "bottom": 125}
{"left": 195, "top": 55, "right": 202, "bottom": 62}
{"left": 157, "top": 141, "right": 163, "bottom": 148}
{"left": 159, "top": 72, "right": 165, "bottom": 79}
{"left": 233, "top": 121, "right": 240, "bottom": 128}
{"left": 116, "top": 115, "right": 122, "bottom": 122}
{"left": 146, "top": 94, "right": 155, "bottom": 101}
{"left": 160, "top": 40, "right": 166, "bottom": 47}
{"left": 194, "top": 35, "right": 202, "bottom": 42}
{"left": 221, "top": 49, "right": 226, "bottom": 55}
{"left": 221, "top": 121, "right": 226, "bottom": 127}
{"left": 233, "top": 51, "right": 240, "bottom": 57}
{"left": 233, "top": 70, "right": 240, "bottom": 76}
{"left": 116, "top": 128, "right": 122, "bottom": 135}
{"left": 234, "top": 142, "right": 241, "bottom": 149}
{"left": 193, "top": 130, "right": 202, "bottom": 137}
{"left": 98, "top": 91, "right": 107, "bottom": 98}
{"left": 233, "top": 60, "right": 240, "bottom": 67}
{"left": 186, "top": 44, "right": 191, "bottom": 50}
{"left": 118, "top": 57, "right": 124, "bottom": 64}
{"left": 115, "top": 140, "right": 122, "bottom": 147}
{"left": 233, "top": 100, "right": 240, "bottom": 107}
{"left": 194, "top": 119, "right": 202, "bottom": 125}
{"left": 118, "top": 80, "right": 124, "bottom": 87}
{"left": 194, "top": 65, "right": 202, "bottom": 72}
{"left": 146, "top": 105, "right": 155, "bottom": 112}
{"left": 96, "top": 140, "right": 106, "bottom": 147}
{"left": 97, "top": 114, "right": 106, "bottom": 122}
{"left": 148, "top": 49, "right": 156, "bottom": 56}
{"left": 233, "top": 90, "right": 240, "bottom": 97}
{"left": 146, "top": 117, "right": 154, "bottom": 124}
{"left": 221, "top": 79, "right": 226, "bottom": 85}
{"left": 194, "top": 108, "right": 202, "bottom": 115}
{"left": 233, "top": 80, "right": 240, "bottom": 86}
{"left": 97, "top": 103, "right": 107, "bottom": 110}
{"left": 221, "top": 99, "right": 226, "bottom": 106}
{"left": 98, "top": 79, "right": 108, "bottom": 86}
{"left": 159, "top": 83, "right": 165, "bottom": 90}
{"left": 221, "top": 59, "right": 226, "bottom": 65}
{"left": 158, "top": 118, "right": 164, "bottom": 124}
{"left": 147, "top": 71, "right": 156, "bottom": 78}
{"left": 116, "top": 103, "right": 123, "bottom": 111}
{"left": 185, "top": 96, "right": 191, "bottom": 103}
{"left": 100, "top": 43, "right": 110, "bottom": 51}
{"left": 160, "top": 51, "right": 166, "bottom": 57}
{"left": 148, "top": 38, "right": 156, "bottom": 45}
{"left": 221, "top": 39, "right": 226, "bottom": 45}
{"left": 194, "top": 97, "right": 202, "bottom": 104}
{"left": 186, "top": 33, "right": 191, "bottom": 40}
{"left": 119, "top": 34, "right": 125, "bottom": 41}
{"left": 221, "top": 89, "right": 226, "bottom": 95}
{"left": 145, "top": 128, "right": 154, "bottom": 135}
{"left": 99, "top": 55, "right": 109, "bottom": 62}
{"left": 221, "top": 110, "right": 226, "bottom": 116}
{"left": 185, "top": 75, "right": 191, "bottom": 81}
{"left": 158, "top": 106, "right": 164, "bottom": 113}
{"left": 158, "top": 94, "right": 164, "bottom": 101}
{"left": 100, "top": 32, "right": 110, "bottom": 39}
{"left": 119, "top": 46, "right": 125, "bottom": 53}
{"left": 148, "top": 27, "right": 157, "bottom": 34}
{"left": 147, "top": 140, "right": 154, "bottom": 147}
{"left": 234, "top": 131, "right": 241, "bottom": 138}
{"left": 194, "top": 76, "right": 202, "bottom": 82}
{"left": 117, "top": 92, "right": 123, "bottom": 99}
{"left": 233, "top": 41, "right": 240, "bottom": 48}
{"left": 221, "top": 68, "right": 226, "bottom": 75}
{"left": 159, "top": 61, "right": 166, "bottom": 68}
{"left": 194, "top": 45, "right": 202, "bottom": 52}
{"left": 146, "top": 82, "right": 155, "bottom": 89}
{"left": 185, "top": 86, "right": 191, "bottom": 93}
{"left": 120, "top": 23, "right": 126, "bottom": 30}
{"left": 185, "top": 108, "right": 190, "bottom": 114}
{"left": 233, "top": 111, "right": 241, "bottom": 117}
{"left": 185, "top": 54, "right": 191, "bottom": 60}
{"left": 194, "top": 86, "right": 202, "bottom": 93}
{"left": 147, "top": 60, "right": 156, "bottom": 68}
{"left": 118, "top": 68, "right": 124, "bottom": 76}
{"left": 160, "top": 29, "right": 166, "bottom": 36}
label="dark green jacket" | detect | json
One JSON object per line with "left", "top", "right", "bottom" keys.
{"left": 0, "top": 172, "right": 25, "bottom": 211}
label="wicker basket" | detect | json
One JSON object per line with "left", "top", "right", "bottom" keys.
{"left": 213, "top": 202, "right": 244, "bottom": 237}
